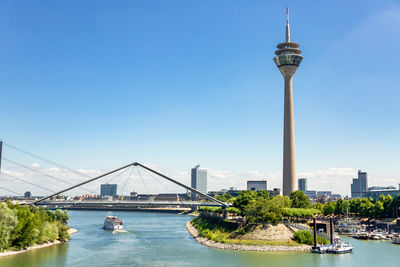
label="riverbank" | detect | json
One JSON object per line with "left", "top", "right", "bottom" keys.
{"left": 186, "top": 222, "right": 310, "bottom": 252}
{"left": 0, "top": 228, "right": 78, "bottom": 258}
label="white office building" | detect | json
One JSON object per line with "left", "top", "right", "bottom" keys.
{"left": 191, "top": 165, "right": 207, "bottom": 200}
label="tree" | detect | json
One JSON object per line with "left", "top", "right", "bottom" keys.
{"left": 312, "top": 202, "right": 324, "bottom": 212}
{"left": 373, "top": 200, "right": 384, "bottom": 218}
{"left": 215, "top": 193, "right": 232, "bottom": 202}
{"left": 256, "top": 191, "right": 270, "bottom": 200}
{"left": 233, "top": 191, "right": 257, "bottom": 215}
{"left": 245, "top": 196, "right": 285, "bottom": 224}
{"left": 290, "top": 190, "right": 310, "bottom": 209}
{"left": 382, "top": 195, "right": 393, "bottom": 217}
{"left": 334, "top": 199, "right": 349, "bottom": 215}
{"left": 0, "top": 202, "right": 18, "bottom": 251}
{"left": 323, "top": 202, "right": 336, "bottom": 215}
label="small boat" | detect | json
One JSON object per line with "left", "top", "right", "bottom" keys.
{"left": 103, "top": 215, "right": 123, "bottom": 231}
{"left": 352, "top": 231, "right": 369, "bottom": 240}
{"left": 369, "top": 232, "right": 383, "bottom": 240}
{"left": 393, "top": 236, "right": 400, "bottom": 245}
{"left": 325, "top": 237, "right": 353, "bottom": 254}
{"left": 311, "top": 246, "right": 328, "bottom": 254}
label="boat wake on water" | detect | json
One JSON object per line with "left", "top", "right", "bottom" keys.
{"left": 112, "top": 229, "right": 130, "bottom": 234}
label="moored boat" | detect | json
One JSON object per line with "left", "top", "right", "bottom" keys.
{"left": 352, "top": 231, "right": 369, "bottom": 240}
{"left": 325, "top": 237, "right": 353, "bottom": 254}
{"left": 103, "top": 215, "right": 123, "bottom": 231}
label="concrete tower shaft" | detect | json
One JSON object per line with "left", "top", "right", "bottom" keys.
{"left": 273, "top": 8, "right": 303, "bottom": 196}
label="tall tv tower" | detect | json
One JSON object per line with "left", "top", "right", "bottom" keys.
{"left": 273, "top": 7, "right": 303, "bottom": 196}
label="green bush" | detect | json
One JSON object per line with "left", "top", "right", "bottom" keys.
{"left": 293, "top": 230, "right": 330, "bottom": 245}
{"left": 293, "top": 230, "right": 314, "bottom": 245}
{"left": 199, "top": 206, "right": 222, "bottom": 214}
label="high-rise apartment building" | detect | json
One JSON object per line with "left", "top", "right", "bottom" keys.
{"left": 100, "top": 184, "right": 117, "bottom": 196}
{"left": 298, "top": 178, "right": 307, "bottom": 192}
{"left": 247, "top": 180, "right": 268, "bottom": 191}
{"left": 191, "top": 165, "right": 207, "bottom": 200}
{"left": 351, "top": 170, "right": 368, "bottom": 198}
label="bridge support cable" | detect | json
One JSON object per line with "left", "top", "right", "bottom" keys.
{"left": 83, "top": 165, "right": 134, "bottom": 195}
{"left": 2, "top": 157, "right": 93, "bottom": 192}
{"left": 0, "top": 186, "right": 22, "bottom": 196}
{"left": 133, "top": 162, "right": 228, "bottom": 207}
{"left": 2, "top": 172, "right": 55, "bottom": 193}
{"left": 142, "top": 167, "right": 168, "bottom": 187}
{"left": 3, "top": 142, "right": 108, "bottom": 183}
{"left": 119, "top": 166, "right": 135, "bottom": 196}
{"left": 31, "top": 162, "right": 137, "bottom": 205}
{"left": 31, "top": 162, "right": 229, "bottom": 207}
{"left": 0, "top": 140, "right": 3, "bottom": 173}
{"left": 136, "top": 166, "right": 149, "bottom": 193}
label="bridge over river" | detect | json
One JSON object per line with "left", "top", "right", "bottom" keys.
{"left": 26, "top": 199, "right": 223, "bottom": 213}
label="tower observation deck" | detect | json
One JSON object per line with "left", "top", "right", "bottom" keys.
{"left": 273, "top": 8, "right": 303, "bottom": 196}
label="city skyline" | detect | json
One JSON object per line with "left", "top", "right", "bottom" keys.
{"left": 1, "top": 1, "right": 400, "bottom": 197}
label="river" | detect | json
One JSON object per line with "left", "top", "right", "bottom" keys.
{"left": 0, "top": 210, "right": 398, "bottom": 266}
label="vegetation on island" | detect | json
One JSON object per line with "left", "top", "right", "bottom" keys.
{"left": 214, "top": 189, "right": 400, "bottom": 219}
{"left": 206, "top": 190, "right": 320, "bottom": 224}
{"left": 194, "top": 191, "right": 329, "bottom": 246}
{"left": 194, "top": 190, "right": 400, "bottom": 246}
{"left": 293, "top": 230, "right": 329, "bottom": 245}
{"left": 191, "top": 216, "right": 301, "bottom": 246}
{"left": 0, "top": 201, "right": 70, "bottom": 252}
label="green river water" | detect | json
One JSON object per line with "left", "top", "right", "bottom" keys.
{"left": 0, "top": 210, "right": 398, "bottom": 266}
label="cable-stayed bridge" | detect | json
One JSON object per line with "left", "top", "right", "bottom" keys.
{"left": 0, "top": 141, "right": 229, "bottom": 214}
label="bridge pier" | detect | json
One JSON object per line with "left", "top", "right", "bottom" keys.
{"left": 191, "top": 205, "right": 199, "bottom": 212}
{"left": 222, "top": 206, "right": 227, "bottom": 220}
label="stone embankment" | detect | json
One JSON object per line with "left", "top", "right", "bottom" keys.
{"left": 186, "top": 222, "right": 310, "bottom": 252}
{"left": 0, "top": 228, "right": 78, "bottom": 258}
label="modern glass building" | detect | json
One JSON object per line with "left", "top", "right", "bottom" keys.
{"left": 298, "top": 178, "right": 307, "bottom": 192}
{"left": 351, "top": 170, "right": 368, "bottom": 198}
{"left": 100, "top": 184, "right": 117, "bottom": 196}
{"left": 191, "top": 165, "right": 207, "bottom": 200}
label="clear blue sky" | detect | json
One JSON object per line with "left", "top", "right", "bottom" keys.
{"left": 1, "top": 0, "right": 399, "bottom": 195}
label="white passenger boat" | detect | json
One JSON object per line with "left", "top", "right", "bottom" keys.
{"left": 103, "top": 216, "right": 123, "bottom": 231}
{"left": 312, "top": 237, "right": 353, "bottom": 254}
{"left": 325, "top": 237, "right": 353, "bottom": 254}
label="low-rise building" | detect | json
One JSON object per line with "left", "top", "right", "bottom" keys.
{"left": 100, "top": 184, "right": 117, "bottom": 196}
{"left": 268, "top": 188, "right": 281, "bottom": 197}
{"left": 365, "top": 185, "right": 400, "bottom": 201}
{"left": 247, "top": 180, "right": 267, "bottom": 191}
{"left": 317, "top": 191, "right": 332, "bottom": 197}
{"left": 305, "top": 190, "right": 317, "bottom": 198}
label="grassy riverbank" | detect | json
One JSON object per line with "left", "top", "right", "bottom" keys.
{"left": 0, "top": 228, "right": 77, "bottom": 258}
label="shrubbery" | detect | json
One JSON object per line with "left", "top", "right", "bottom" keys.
{"left": 282, "top": 208, "right": 322, "bottom": 219}
{"left": 198, "top": 206, "right": 241, "bottom": 215}
{"left": 0, "top": 201, "right": 70, "bottom": 252}
{"left": 293, "top": 230, "right": 329, "bottom": 245}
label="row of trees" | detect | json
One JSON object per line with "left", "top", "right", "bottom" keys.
{"left": 313, "top": 194, "right": 400, "bottom": 218}
{"left": 0, "top": 201, "right": 70, "bottom": 252}
{"left": 211, "top": 190, "right": 400, "bottom": 224}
